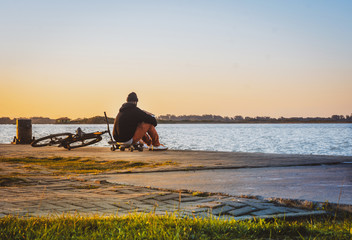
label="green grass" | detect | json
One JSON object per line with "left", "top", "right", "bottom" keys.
{"left": 0, "top": 213, "right": 351, "bottom": 239}
{"left": 0, "top": 157, "right": 175, "bottom": 174}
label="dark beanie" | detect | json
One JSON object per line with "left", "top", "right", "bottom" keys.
{"left": 127, "top": 92, "right": 138, "bottom": 102}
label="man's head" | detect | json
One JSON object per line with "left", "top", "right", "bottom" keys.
{"left": 127, "top": 92, "right": 138, "bottom": 104}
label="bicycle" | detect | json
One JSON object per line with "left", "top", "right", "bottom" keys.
{"left": 31, "top": 127, "right": 108, "bottom": 150}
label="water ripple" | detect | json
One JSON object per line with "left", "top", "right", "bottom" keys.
{"left": 1, "top": 123, "right": 351, "bottom": 156}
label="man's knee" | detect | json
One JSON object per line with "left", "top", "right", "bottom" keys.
{"left": 137, "top": 122, "right": 153, "bottom": 131}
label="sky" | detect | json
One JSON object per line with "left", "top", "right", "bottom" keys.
{"left": 1, "top": 0, "right": 351, "bottom": 119}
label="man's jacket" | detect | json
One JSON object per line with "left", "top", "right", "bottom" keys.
{"left": 113, "top": 103, "right": 157, "bottom": 142}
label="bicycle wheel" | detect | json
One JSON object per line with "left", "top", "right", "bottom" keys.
{"left": 65, "top": 135, "right": 102, "bottom": 150}
{"left": 31, "top": 133, "right": 72, "bottom": 147}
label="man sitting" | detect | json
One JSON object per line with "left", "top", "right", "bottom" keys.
{"left": 112, "top": 92, "right": 167, "bottom": 150}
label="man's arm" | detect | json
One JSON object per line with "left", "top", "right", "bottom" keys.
{"left": 136, "top": 108, "right": 157, "bottom": 126}
{"left": 143, "top": 110, "right": 154, "bottom": 117}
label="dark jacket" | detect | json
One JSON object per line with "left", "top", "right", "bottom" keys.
{"left": 112, "top": 103, "right": 157, "bottom": 142}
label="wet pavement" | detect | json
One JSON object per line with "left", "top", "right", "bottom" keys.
{"left": 107, "top": 163, "right": 352, "bottom": 205}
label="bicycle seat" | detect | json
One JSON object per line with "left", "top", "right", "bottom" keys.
{"left": 76, "top": 127, "right": 85, "bottom": 137}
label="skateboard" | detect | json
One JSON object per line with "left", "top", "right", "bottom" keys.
{"left": 109, "top": 140, "right": 144, "bottom": 152}
{"left": 104, "top": 111, "right": 144, "bottom": 152}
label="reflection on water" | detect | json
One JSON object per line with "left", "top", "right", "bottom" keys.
{"left": 1, "top": 123, "right": 351, "bottom": 156}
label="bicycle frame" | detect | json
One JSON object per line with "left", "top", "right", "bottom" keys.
{"left": 31, "top": 129, "right": 108, "bottom": 150}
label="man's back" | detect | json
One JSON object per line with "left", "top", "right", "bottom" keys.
{"left": 113, "top": 102, "right": 157, "bottom": 142}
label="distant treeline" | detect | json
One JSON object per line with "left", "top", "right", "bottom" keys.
{"left": 157, "top": 114, "right": 352, "bottom": 123}
{"left": 1, "top": 114, "right": 352, "bottom": 124}
{"left": 0, "top": 116, "right": 115, "bottom": 124}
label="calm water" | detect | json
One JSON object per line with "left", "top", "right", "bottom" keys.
{"left": 1, "top": 123, "right": 351, "bottom": 156}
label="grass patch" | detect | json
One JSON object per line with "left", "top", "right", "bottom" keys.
{"left": 70, "top": 184, "right": 100, "bottom": 190}
{"left": 0, "top": 174, "right": 28, "bottom": 187}
{"left": 0, "top": 213, "right": 351, "bottom": 239}
{"left": 0, "top": 157, "right": 167, "bottom": 174}
{"left": 192, "top": 191, "right": 209, "bottom": 197}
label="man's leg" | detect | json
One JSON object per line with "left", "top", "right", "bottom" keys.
{"left": 133, "top": 123, "right": 160, "bottom": 146}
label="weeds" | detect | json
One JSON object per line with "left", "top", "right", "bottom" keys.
{"left": 69, "top": 184, "right": 100, "bottom": 190}
{"left": 0, "top": 174, "right": 28, "bottom": 187}
{"left": 0, "top": 157, "right": 175, "bottom": 175}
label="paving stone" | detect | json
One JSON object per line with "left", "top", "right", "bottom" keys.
{"left": 141, "top": 199, "right": 163, "bottom": 206}
{"left": 239, "top": 198, "right": 263, "bottom": 203}
{"left": 119, "top": 199, "right": 136, "bottom": 206}
{"left": 210, "top": 205, "right": 234, "bottom": 216}
{"left": 244, "top": 202, "right": 270, "bottom": 210}
{"left": 286, "top": 207, "right": 307, "bottom": 213}
{"left": 192, "top": 207, "right": 211, "bottom": 214}
{"left": 180, "top": 196, "right": 206, "bottom": 202}
{"left": 269, "top": 206, "right": 297, "bottom": 213}
{"left": 38, "top": 203, "right": 65, "bottom": 211}
{"left": 68, "top": 201, "right": 98, "bottom": 209}
{"left": 216, "top": 197, "right": 238, "bottom": 202}
{"left": 115, "top": 189, "right": 140, "bottom": 195}
{"left": 52, "top": 202, "right": 86, "bottom": 211}
{"left": 228, "top": 206, "right": 257, "bottom": 216}
{"left": 111, "top": 202, "right": 135, "bottom": 210}
{"left": 193, "top": 198, "right": 218, "bottom": 203}
{"left": 154, "top": 193, "right": 180, "bottom": 201}
{"left": 132, "top": 194, "right": 160, "bottom": 201}
{"left": 223, "top": 201, "right": 247, "bottom": 208}
{"left": 163, "top": 199, "right": 181, "bottom": 206}
{"left": 251, "top": 208, "right": 285, "bottom": 216}
{"left": 196, "top": 201, "right": 222, "bottom": 209}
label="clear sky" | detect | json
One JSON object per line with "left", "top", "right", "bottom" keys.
{"left": 1, "top": 0, "right": 351, "bottom": 119}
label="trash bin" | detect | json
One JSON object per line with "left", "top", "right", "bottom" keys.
{"left": 12, "top": 119, "right": 32, "bottom": 144}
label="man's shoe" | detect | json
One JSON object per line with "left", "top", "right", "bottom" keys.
{"left": 142, "top": 143, "right": 150, "bottom": 149}
{"left": 150, "top": 144, "right": 168, "bottom": 151}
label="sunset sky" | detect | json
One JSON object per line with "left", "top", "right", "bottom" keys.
{"left": 1, "top": 1, "right": 351, "bottom": 119}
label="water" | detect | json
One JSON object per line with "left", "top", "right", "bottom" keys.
{"left": 1, "top": 123, "right": 351, "bottom": 156}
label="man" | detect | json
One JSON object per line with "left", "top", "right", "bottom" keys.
{"left": 113, "top": 92, "right": 167, "bottom": 150}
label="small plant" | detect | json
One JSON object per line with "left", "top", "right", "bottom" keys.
{"left": 70, "top": 184, "right": 100, "bottom": 190}
{"left": 192, "top": 191, "right": 209, "bottom": 197}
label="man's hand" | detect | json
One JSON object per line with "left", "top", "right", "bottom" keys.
{"left": 143, "top": 110, "right": 154, "bottom": 117}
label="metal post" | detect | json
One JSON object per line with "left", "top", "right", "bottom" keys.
{"left": 13, "top": 119, "right": 32, "bottom": 144}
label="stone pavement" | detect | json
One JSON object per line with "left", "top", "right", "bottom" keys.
{"left": 2, "top": 144, "right": 348, "bottom": 220}
{"left": 0, "top": 174, "right": 325, "bottom": 220}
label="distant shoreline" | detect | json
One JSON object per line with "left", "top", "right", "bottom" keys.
{"left": 1, "top": 114, "right": 351, "bottom": 124}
